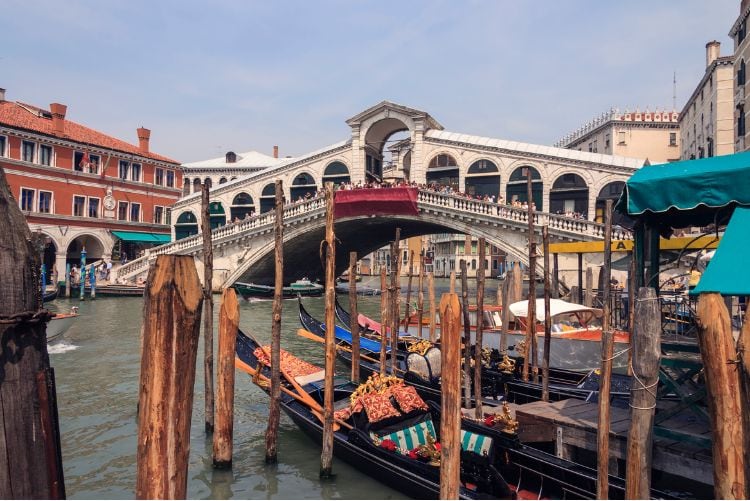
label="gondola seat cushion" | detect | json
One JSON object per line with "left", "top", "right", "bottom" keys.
{"left": 406, "top": 352, "right": 431, "bottom": 380}
{"left": 371, "top": 418, "right": 437, "bottom": 452}
{"left": 362, "top": 392, "right": 401, "bottom": 423}
{"left": 425, "top": 347, "right": 441, "bottom": 378}
{"left": 390, "top": 384, "right": 429, "bottom": 414}
{"left": 460, "top": 429, "right": 493, "bottom": 457}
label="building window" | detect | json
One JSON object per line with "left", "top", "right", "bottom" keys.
{"left": 22, "top": 140, "right": 35, "bottom": 162}
{"left": 155, "top": 168, "right": 164, "bottom": 186}
{"left": 669, "top": 132, "right": 677, "bottom": 146}
{"left": 89, "top": 154, "right": 100, "bottom": 174}
{"left": 20, "top": 188, "right": 35, "bottom": 211}
{"left": 131, "top": 163, "right": 141, "bottom": 182}
{"left": 605, "top": 134, "right": 610, "bottom": 149}
{"left": 165, "top": 208, "right": 172, "bottom": 225}
{"left": 88, "top": 197, "right": 100, "bottom": 218}
{"left": 130, "top": 202, "right": 141, "bottom": 222}
{"left": 740, "top": 20, "right": 747, "bottom": 45}
{"left": 588, "top": 142, "right": 593, "bottom": 152}
{"left": 166, "top": 170, "right": 175, "bottom": 188}
{"left": 0, "top": 136, "right": 6, "bottom": 157}
{"left": 618, "top": 131, "right": 626, "bottom": 144}
{"left": 739, "top": 59, "right": 746, "bottom": 86}
{"left": 739, "top": 105, "right": 746, "bottom": 138}
{"left": 38, "top": 191, "right": 52, "bottom": 213}
{"left": 154, "top": 206, "right": 164, "bottom": 224}
{"left": 73, "top": 195, "right": 86, "bottom": 217}
{"left": 119, "top": 160, "right": 130, "bottom": 180}
{"left": 40, "top": 145, "right": 52, "bottom": 166}
{"left": 592, "top": 139, "right": 598, "bottom": 153}
{"left": 118, "top": 201, "right": 128, "bottom": 221}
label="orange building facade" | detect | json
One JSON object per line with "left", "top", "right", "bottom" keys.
{"left": 0, "top": 88, "right": 182, "bottom": 282}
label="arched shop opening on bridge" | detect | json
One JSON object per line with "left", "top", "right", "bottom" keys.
{"left": 427, "top": 154, "right": 460, "bottom": 190}
{"left": 174, "top": 210, "right": 199, "bottom": 240}
{"left": 192, "top": 178, "right": 201, "bottom": 193}
{"left": 506, "top": 166, "right": 543, "bottom": 209}
{"left": 595, "top": 181, "right": 625, "bottom": 223}
{"left": 364, "top": 118, "right": 410, "bottom": 182}
{"left": 230, "top": 192, "right": 255, "bottom": 221}
{"left": 260, "top": 183, "right": 276, "bottom": 213}
{"left": 66, "top": 234, "right": 105, "bottom": 267}
{"left": 465, "top": 159, "right": 500, "bottom": 198}
{"left": 290, "top": 172, "right": 317, "bottom": 201}
{"left": 209, "top": 201, "right": 227, "bottom": 229}
{"left": 549, "top": 173, "right": 589, "bottom": 216}
{"left": 322, "top": 161, "right": 351, "bottom": 186}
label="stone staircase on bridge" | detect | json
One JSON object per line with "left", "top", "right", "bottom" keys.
{"left": 114, "top": 190, "right": 630, "bottom": 285}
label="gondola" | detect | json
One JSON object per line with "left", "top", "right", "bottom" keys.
{"left": 234, "top": 278, "right": 324, "bottom": 300}
{"left": 236, "top": 327, "right": 665, "bottom": 499}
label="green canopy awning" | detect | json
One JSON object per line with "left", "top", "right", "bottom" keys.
{"left": 112, "top": 230, "right": 171, "bottom": 244}
{"left": 691, "top": 207, "right": 750, "bottom": 296}
{"left": 615, "top": 151, "right": 750, "bottom": 228}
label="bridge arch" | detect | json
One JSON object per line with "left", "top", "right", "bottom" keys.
{"left": 595, "top": 181, "right": 625, "bottom": 222}
{"left": 362, "top": 116, "right": 411, "bottom": 182}
{"left": 192, "top": 178, "right": 201, "bottom": 193}
{"left": 506, "top": 165, "right": 543, "bottom": 209}
{"left": 230, "top": 192, "right": 255, "bottom": 222}
{"left": 219, "top": 177, "right": 228, "bottom": 184}
{"left": 65, "top": 232, "right": 107, "bottom": 265}
{"left": 322, "top": 161, "right": 351, "bottom": 186}
{"left": 260, "top": 183, "right": 276, "bottom": 213}
{"left": 290, "top": 172, "right": 317, "bottom": 201}
{"left": 174, "top": 210, "right": 199, "bottom": 240}
{"left": 549, "top": 172, "right": 589, "bottom": 216}
{"left": 209, "top": 201, "right": 227, "bottom": 229}
{"left": 465, "top": 158, "right": 500, "bottom": 199}
{"left": 204, "top": 178, "right": 213, "bottom": 189}
{"left": 426, "top": 152, "right": 460, "bottom": 190}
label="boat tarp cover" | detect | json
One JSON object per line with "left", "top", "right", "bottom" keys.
{"left": 691, "top": 207, "right": 750, "bottom": 296}
{"left": 509, "top": 299, "right": 602, "bottom": 322}
{"left": 323, "top": 322, "right": 388, "bottom": 353}
{"left": 615, "top": 151, "right": 750, "bottom": 228}
{"left": 334, "top": 187, "right": 419, "bottom": 219}
{"left": 111, "top": 230, "right": 171, "bottom": 244}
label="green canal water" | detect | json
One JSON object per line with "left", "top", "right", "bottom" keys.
{"left": 46, "top": 277, "right": 492, "bottom": 499}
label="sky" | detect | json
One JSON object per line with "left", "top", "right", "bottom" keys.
{"left": 1, "top": 0, "right": 741, "bottom": 163}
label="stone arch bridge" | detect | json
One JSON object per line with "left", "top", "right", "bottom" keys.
{"left": 116, "top": 189, "right": 630, "bottom": 289}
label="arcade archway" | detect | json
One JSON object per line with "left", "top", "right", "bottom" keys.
{"left": 175, "top": 211, "right": 199, "bottom": 240}
{"left": 290, "top": 172, "right": 317, "bottom": 201}
{"left": 465, "top": 159, "right": 500, "bottom": 198}
{"left": 550, "top": 173, "right": 589, "bottom": 216}
{"left": 66, "top": 234, "right": 105, "bottom": 266}
{"left": 322, "top": 162, "right": 350, "bottom": 186}
{"left": 427, "top": 153, "right": 460, "bottom": 190}
{"left": 230, "top": 192, "right": 255, "bottom": 221}
{"left": 260, "top": 183, "right": 276, "bottom": 213}
{"left": 506, "top": 166, "right": 543, "bottom": 209}
{"left": 595, "top": 181, "right": 625, "bottom": 223}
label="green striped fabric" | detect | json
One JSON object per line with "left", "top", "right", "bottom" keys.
{"left": 372, "top": 418, "right": 437, "bottom": 451}
{"left": 460, "top": 429, "right": 493, "bottom": 456}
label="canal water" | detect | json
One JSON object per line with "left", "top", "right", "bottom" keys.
{"left": 46, "top": 277, "right": 497, "bottom": 499}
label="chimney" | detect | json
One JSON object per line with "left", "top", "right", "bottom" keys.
{"left": 0, "top": 88, "right": 5, "bottom": 101}
{"left": 706, "top": 40, "right": 721, "bottom": 68}
{"left": 137, "top": 127, "right": 151, "bottom": 153}
{"left": 273, "top": 145, "right": 279, "bottom": 158}
{"left": 49, "top": 103, "right": 67, "bottom": 135}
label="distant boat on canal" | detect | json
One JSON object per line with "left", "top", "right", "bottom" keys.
{"left": 234, "top": 278, "right": 324, "bottom": 300}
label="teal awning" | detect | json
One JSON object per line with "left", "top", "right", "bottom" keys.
{"left": 615, "top": 151, "right": 750, "bottom": 228}
{"left": 691, "top": 207, "right": 750, "bottom": 296}
{"left": 112, "top": 230, "right": 171, "bottom": 244}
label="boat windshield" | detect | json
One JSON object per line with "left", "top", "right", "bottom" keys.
{"left": 486, "top": 310, "right": 502, "bottom": 328}
{"left": 551, "top": 311, "right": 600, "bottom": 331}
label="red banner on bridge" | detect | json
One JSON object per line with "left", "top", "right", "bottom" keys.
{"left": 334, "top": 187, "right": 419, "bottom": 219}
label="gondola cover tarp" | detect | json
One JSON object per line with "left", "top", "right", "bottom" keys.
{"left": 335, "top": 187, "right": 419, "bottom": 218}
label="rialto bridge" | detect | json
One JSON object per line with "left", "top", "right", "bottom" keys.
{"left": 116, "top": 101, "right": 644, "bottom": 287}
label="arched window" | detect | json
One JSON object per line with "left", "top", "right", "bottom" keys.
{"left": 322, "top": 161, "right": 350, "bottom": 186}
{"left": 174, "top": 211, "right": 199, "bottom": 240}
{"left": 426, "top": 154, "right": 459, "bottom": 190}
{"left": 739, "top": 59, "right": 746, "bottom": 86}
{"left": 290, "top": 172, "right": 317, "bottom": 201}
{"left": 219, "top": 177, "right": 228, "bottom": 184}
{"left": 208, "top": 201, "right": 226, "bottom": 229}
{"left": 192, "top": 178, "right": 201, "bottom": 193}
{"left": 204, "top": 178, "right": 213, "bottom": 189}
{"left": 506, "top": 166, "right": 543, "bottom": 210}
{"left": 182, "top": 181, "right": 191, "bottom": 197}
{"left": 260, "top": 183, "right": 276, "bottom": 213}
{"left": 595, "top": 181, "right": 625, "bottom": 223}
{"left": 466, "top": 159, "right": 500, "bottom": 198}
{"left": 230, "top": 192, "right": 255, "bottom": 221}
{"left": 550, "top": 173, "right": 589, "bottom": 216}
{"left": 225, "top": 151, "right": 237, "bottom": 163}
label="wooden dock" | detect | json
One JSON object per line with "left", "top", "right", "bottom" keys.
{"left": 511, "top": 399, "right": 712, "bottom": 489}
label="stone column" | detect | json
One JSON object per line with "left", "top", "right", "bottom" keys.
{"left": 54, "top": 252, "right": 67, "bottom": 287}
{"left": 411, "top": 122, "right": 425, "bottom": 184}
{"left": 350, "top": 126, "right": 364, "bottom": 183}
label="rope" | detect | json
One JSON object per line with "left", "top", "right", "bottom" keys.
{"left": 0, "top": 309, "right": 54, "bottom": 325}
{"left": 627, "top": 361, "right": 659, "bottom": 410}
{"left": 601, "top": 346, "right": 630, "bottom": 362}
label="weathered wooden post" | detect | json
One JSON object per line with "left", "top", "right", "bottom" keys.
{"left": 0, "top": 168, "right": 64, "bottom": 498}
{"left": 512, "top": 262, "right": 522, "bottom": 311}
{"left": 402, "top": 250, "right": 414, "bottom": 329}
{"left": 627, "top": 255, "right": 637, "bottom": 376}
{"left": 201, "top": 183, "right": 215, "bottom": 434}
{"left": 524, "top": 167, "right": 539, "bottom": 383}
{"left": 596, "top": 199, "right": 614, "bottom": 499}
{"left": 739, "top": 306, "right": 750, "bottom": 498}
{"left": 542, "top": 226, "right": 552, "bottom": 402}
{"left": 696, "top": 293, "right": 746, "bottom": 499}
{"left": 136, "top": 255, "right": 203, "bottom": 499}
{"left": 460, "top": 259, "right": 472, "bottom": 408}
{"left": 417, "top": 248, "right": 425, "bottom": 339}
{"left": 321, "top": 183, "right": 336, "bottom": 478}
{"left": 449, "top": 271, "right": 456, "bottom": 294}
{"left": 439, "top": 292, "right": 461, "bottom": 500}
{"left": 577, "top": 253, "right": 584, "bottom": 303}
{"left": 65, "top": 263, "right": 70, "bottom": 298}
{"left": 585, "top": 267, "right": 593, "bottom": 307}
{"left": 214, "top": 287, "right": 239, "bottom": 468}
{"left": 474, "top": 238, "right": 486, "bottom": 419}
{"left": 380, "top": 267, "right": 388, "bottom": 375}
{"left": 428, "top": 272, "right": 437, "bottom": 343}
{"left": 89, "top": 264, "right": 96, "bottom": 299}
{"left": 265, "top": 180, "right": 284, "bottom": 463}
{"left": 552, "top": 253, "right": 559, "bottom": 299}
{"left": 625, "top": 287, "right": 660, "bottom": 499}
{"left": 349, "top": 251, "right": 360, "bottom": 382}
{"left": 499, "top": 267, "right": 512, "bottom": 353}
{"left": 79, "top": 247, "right": 86, "bottom": 300}
{"left": 389, "top": 228, "right": 401, "bottom": 373}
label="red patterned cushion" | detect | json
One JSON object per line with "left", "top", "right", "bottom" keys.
{"left": 361, "top": 392, "right": 401, "bottom": 423}
{"left": 390, "top": 385, "right": 428, "bottom": 413}
{"left": 334, "top": 407, "right": 352, "bottom": 422}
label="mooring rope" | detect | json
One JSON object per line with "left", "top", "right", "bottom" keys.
{"left": 627, "top": 362, "right": 659, "bottom": 410}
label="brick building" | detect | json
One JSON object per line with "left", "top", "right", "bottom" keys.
{"left": 0, "top": 88, "right": 182, "bottom": 284}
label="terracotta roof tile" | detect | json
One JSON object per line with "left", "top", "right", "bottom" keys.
{"left": 0, "top": 101, "right": 179, "bottom": 165}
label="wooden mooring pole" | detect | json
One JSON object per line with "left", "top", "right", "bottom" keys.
{"left": 439, "top": 292, "right": 461, "bottom": 500}
{"left": 739, "top": 306, "right": 750, "bottom": 498}
{"left": 349, "top": 251, "right": 360, "bottom": 382}
{"left": 0, "top": 167, "right": 64, "bottom": 499}
{"left": 380, "top": 267, "right": 388, "bottom": 375}
{"left": 402, "top": 250, "right": 414, "bottom": 329}
{"left": 541, "top": 226, "right": 551, "bottom": 402}
{"left": 389, "top": 228, "right": 401, "bottom": 373}
{"left": 449, "top": 271, "right": 456, "bottom": 294}
{"left": 265, "top": 180, "right": 284, "bottom": 463}
{"left": 136, "top": 255, "right": 203, "bottom": 499}
{"left": 474, "top": 238, "right": 486, "bottom": 419}
{"left": 320, "top": 183, "right": 336, "bottom": 478}
{"left": 428, "top": 271, "right": 437, "bottom": 343}
{"left": 584, "top": 267, "right": 593, "bottom": 307}
{"left": 524, "top": 167, "right": 538, "bottom": 384}
{"left": 214, "top": 287, "right": 239, "bottom": 468}
{"left": 460, "top": 259, "right": 471, "bottom": 409}
{"left": 417, "top": 248, "right": 425, "bottom": 340}
{"left": 596, "top": 199, "right": 614, "bottom": 500}
{"left": 696, "top": 293, "right": 746, "bottom": 499}
{"left": 499, "top": 267, "right": 511, "bottom": 353}
{"left": 201, "top": 183, "right": 215, "bottom": 434}
{"left": 625, "top": 287, "right": 660, "bottom": 499}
